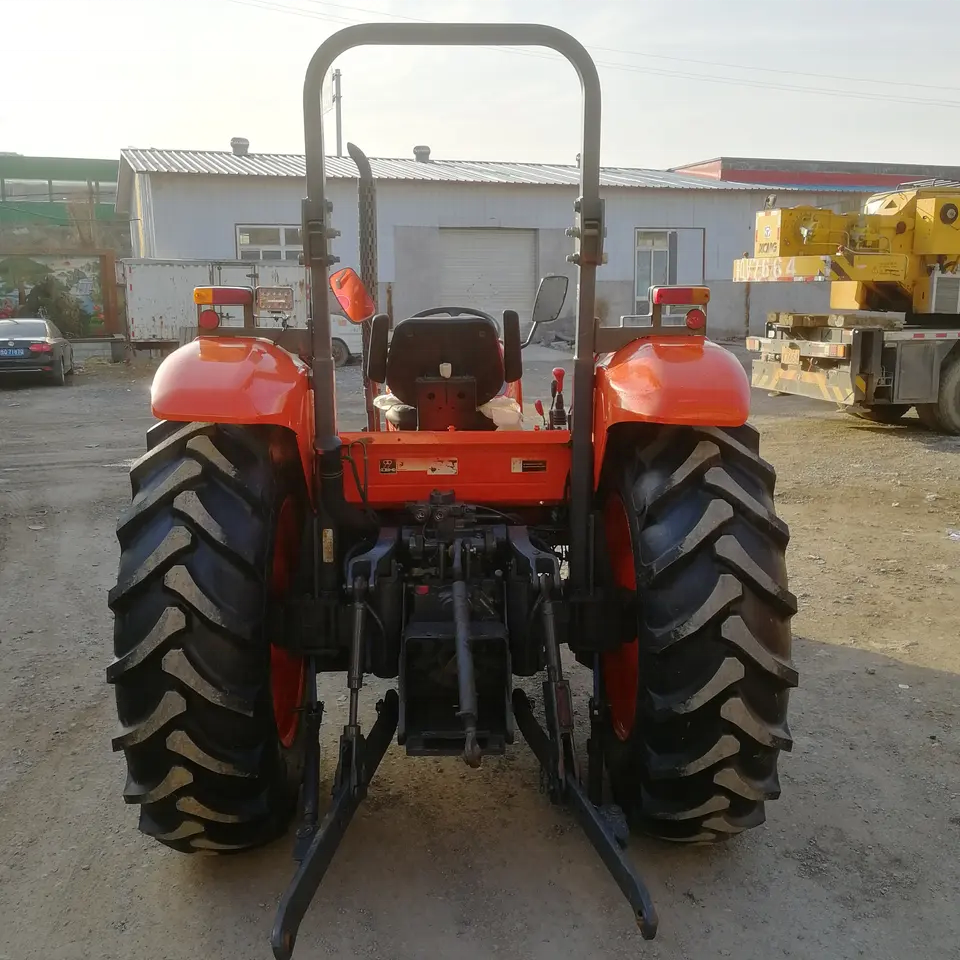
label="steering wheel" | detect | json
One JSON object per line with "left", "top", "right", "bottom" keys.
{"left": 409, "top": 306, "right": 499, "bottom": 324}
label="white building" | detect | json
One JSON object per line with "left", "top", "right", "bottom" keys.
{"left": 116, "top": 143, "right": 836, "bottom": 340}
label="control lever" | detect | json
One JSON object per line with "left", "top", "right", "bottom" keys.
{"left": 534, "top": 399, "right": 546, "bottom": 427}
{"left": 549, "top": 367, "right": 567, "bottom": 429}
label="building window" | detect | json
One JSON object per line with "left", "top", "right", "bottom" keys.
{"left": 634, "top": 230, "right": 677, "bottom": 314}
{"left": 236, "top": 225, "right": 303, "bottom": 262}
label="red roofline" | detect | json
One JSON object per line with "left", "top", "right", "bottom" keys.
{"left": 672, "top": 156, "right": 960, "bottom": 190}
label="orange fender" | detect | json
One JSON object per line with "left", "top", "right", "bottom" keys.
{"left": 593, "top": 337, "right": 750, "bottom": 487}
{"left": 151, "top": 337, "right": 314, "bottom": 487}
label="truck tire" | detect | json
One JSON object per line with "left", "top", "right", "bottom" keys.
{"left": 846, "top": 405, "right": 909, "bottom": 424}
{"left": 917, "top": 355, "right": 960, "bottom": 435}
{"left": 107, "top": 422, "right": 308, "bottom": 852}
{"left": 600, "top": 424, "right": 798, "bottom": 842}
{"left": 916, "top": 404, "right": 943, "bottom": 431}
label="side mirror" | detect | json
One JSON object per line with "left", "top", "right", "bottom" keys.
{"left": 329, "top": 267, "right": 375, "bottom": 324}
{"left": 531, "top": 275, "right": 568, "bottom": 325}
{"left": 523, "top": 274, "right": 569, "bottom": 348}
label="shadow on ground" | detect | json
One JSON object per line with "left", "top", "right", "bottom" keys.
{"left": 30, "top": 638, "right": 957, "bottom": 960}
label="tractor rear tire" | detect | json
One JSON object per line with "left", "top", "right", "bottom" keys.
{"left": 600, "top": 423, "right": 798, "bottom": 843}
{"left": 845, "top": 404, "right": 909, "bottom": 424}
{"left": 107, "top": 422, "right": 308, "bottom": 853}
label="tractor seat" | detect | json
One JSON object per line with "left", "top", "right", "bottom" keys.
{"left": 366, "top": 311, "right": 521, "bottom": 431}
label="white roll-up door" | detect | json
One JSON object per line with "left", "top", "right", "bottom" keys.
{"left": 438, "top": 228, "right": 537, "bottom": 320}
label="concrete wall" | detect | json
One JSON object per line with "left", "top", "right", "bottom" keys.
{"left": 143, "top": 174, "right": 833, "bottom": 340}
{"left": 707, "top": 279, "right": 832, "bottom": 341}
{"left": 391, "top": 225, "right": 441, "bottom": 321}
{"left": 536, "top": 227, "right": 579, "bottom": 338}
{"left": 389, "top": 223, "right": 580, "bottom": 338}
{"left": 71, "top": 337, "right": 125, "bottom": 363}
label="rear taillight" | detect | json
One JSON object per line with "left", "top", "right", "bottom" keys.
{"left": 194, "top": 286, "right": 253, "bottom": 306}
{"left": 685, "top": 308, "right": 706, "bottom": 331}
{"left": 652, "top": 285, "right": 710, "bottom": 306}
{"left": 198, "top": 309, "right": 221, "bottom": 331}
{"left": 29, "top": 342, "right": 53, "bottom": 353}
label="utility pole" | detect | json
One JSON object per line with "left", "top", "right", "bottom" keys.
{"left": 333, "top": 68, "right": 343, "bottom": 157}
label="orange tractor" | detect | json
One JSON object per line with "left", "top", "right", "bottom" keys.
{"left": 106, "top": 23, "right": 797, "bottom": 960}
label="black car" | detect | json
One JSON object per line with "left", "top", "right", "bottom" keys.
{"left": 0, "top": 318, "right": 75, "bottom": 385}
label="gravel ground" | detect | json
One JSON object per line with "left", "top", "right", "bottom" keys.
{"left": 0, "top": 353, "right": 958, "bottom": 960}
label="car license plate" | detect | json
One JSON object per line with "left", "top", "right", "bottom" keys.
{"left": 0, "top": 348, "right": 25, "bottom": 357}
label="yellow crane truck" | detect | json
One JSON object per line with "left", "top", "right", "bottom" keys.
{"left": 734, "top": 181, "right": 960, "bottom": 432}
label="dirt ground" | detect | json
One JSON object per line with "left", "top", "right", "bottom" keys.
{"left": 1, "top": 353, "right": 958, "bottom": 960}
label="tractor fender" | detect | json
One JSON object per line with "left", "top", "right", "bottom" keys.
{"left": 593, "top": 337, "right": 750, "bottom": 488}
{"left": 151, "top": 337, "right": 314, "bottom": 486}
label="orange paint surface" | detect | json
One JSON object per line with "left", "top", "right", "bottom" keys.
{"left": 147, "top": 335, "right": 749, "bottom": 510}
{"left": 592, "top": 337, "right": 750, "bottom": 486}
{"left": 339, "top": 429, "right": 571, "bottom": 507}
{"left": 151, "top": 337, "right": 315, "bottom": 488}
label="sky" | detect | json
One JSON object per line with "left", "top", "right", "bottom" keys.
{"left": 3, "top": 0, "right": 959, "bottom": 170}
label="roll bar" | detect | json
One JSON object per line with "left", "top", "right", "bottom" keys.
{"left": 301, "top": 23, "right": 603, "bottom": 589}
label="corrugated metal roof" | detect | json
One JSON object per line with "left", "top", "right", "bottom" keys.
{"left": 119, "top": 147, "right": 774, "bottom": 190}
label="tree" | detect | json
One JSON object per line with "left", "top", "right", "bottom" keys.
{"left": 18, "top": 276, "right": 88, "bottom": 335}
{"left": 0, "top": 256, "right": 53, "bottom": 307}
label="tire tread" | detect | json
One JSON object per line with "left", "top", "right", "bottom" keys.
{"left": 108, "top": 422, "right": 302, "bottom": 853}
{"left": 604, "top": 423, "right": 796, "bottom": 842}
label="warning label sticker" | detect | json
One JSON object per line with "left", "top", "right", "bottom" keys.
{"left": 379, "top": 458, "right": 458, "bottom": 476}
{"left": 511, "top": 458, "right": 548, "bottom": 474}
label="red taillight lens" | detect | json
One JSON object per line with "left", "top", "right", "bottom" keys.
{"left": 198, "top": 309, "right": 221, "bottom": 331}
{"left": 194, "top": 286, "right": 254, "bottom": 306}
{"left": 685, "top": 308, "right": 707, "bottom": 331}
{"left": 29, "top": 342, "right": 53, "bottom": 353}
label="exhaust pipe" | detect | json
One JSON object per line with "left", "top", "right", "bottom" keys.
{"left": 346, "top": 141, "right": 380, "bottom": 432}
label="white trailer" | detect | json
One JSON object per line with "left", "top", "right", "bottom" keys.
{"left": 119, "top": 259, "right": 363, "bottom": 365}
